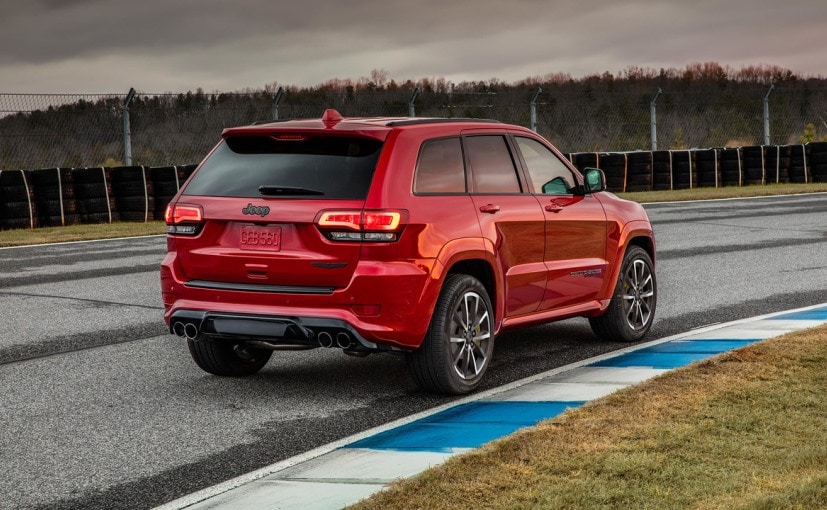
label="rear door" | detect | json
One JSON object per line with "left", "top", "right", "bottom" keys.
{"left": 463, "top": 134, "right": 547, "bottom": 317}
{"left": 512, "top": 136, "right": 608, "bottom": 310}
{"left": 172, "top": 134, "right": 384, "bottom": 290}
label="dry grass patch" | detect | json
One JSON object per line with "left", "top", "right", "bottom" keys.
{"left": 0, "top": 221, "right": 165, "bottom": 247}
{"left": 352, "top": 326, "right": 827, "bottom": 510}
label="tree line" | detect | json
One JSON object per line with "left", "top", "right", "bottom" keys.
{"left": 1, "top": 62, "right": 826, "bottom": 170}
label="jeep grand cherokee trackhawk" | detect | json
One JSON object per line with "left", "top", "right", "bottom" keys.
{"left": 161, "top": 109, "right": 656, "bottom": 395}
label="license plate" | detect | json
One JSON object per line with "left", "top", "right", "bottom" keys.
{"left": 240, "top": 226, "right": 281, "bottom": 251}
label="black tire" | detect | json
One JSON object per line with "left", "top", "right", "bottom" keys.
{"left": 0, "top": 217, "right": 33, "bottom": 230}
{"left": 406, "top": 274, "right": 494, "bottom": 395}
{"left": 112, "top": 181, "right": 150, "bottom": 196}
{"left": 116, "top": 196, "right": 154, "bottom": 213}
{"left": 1, "top": 184, "right": 30, "bottom": 201}
{"left": 590, "top": 245, "right": 656, "bottom": 342}
{"left": 118, "top": 211, "right": 151, "bottom": 222}
{"left": 74, "top": 182, "right": 108, "bottom": 199}
{"left": 187, "top": 339, "right": 272, "bottom": 376}
{"left": 153, "top": 181, "right": 179, "bottom": 196}
{"left": 0, "top": 201, "right": 32, "bottom": 218}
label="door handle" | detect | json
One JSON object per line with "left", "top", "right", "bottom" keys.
{"left": 479, "top": 204, "right": 500, "bottom": 214}
{"left": 545, "top": 202, "right": 563, "bottom": 213}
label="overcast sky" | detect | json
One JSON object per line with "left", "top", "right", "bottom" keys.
{"left": 0, "top": 0, "right": 824, "bottom": 94}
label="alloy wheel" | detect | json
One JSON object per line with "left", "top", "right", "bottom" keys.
{"left": 448, "top": 291, "right": 492, "bottom": 380}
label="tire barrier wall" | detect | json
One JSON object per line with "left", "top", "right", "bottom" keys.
{"left": 0, "top": 164, "right": 196, "bottom": 230}
{"left": 566, "top": 141, "right": 827, "bottom": 193}
{"left": 2, "top": 141, "right": 827, "bottom": 230}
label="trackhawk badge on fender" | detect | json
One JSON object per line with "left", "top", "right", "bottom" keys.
{"left": 570, "top": 268, "right": 604, "bottom": 278}
{"left": 242, "top": 203, "right": 270, "bottom": 217}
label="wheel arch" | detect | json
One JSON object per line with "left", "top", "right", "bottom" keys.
{"left": 428, "top": 237, "right": 504, "bottom": 333}
{"left": 626, "top": 234, "right": 655, "bottom": 265}
{"left": 600, "top": 221, "right": 656, "bottom": 304}
{"left": 446, "top": 258, "right": 497, "bottom": 317}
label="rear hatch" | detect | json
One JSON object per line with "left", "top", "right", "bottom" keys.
{"left": 170, "top": 132, "right": 385, "bottom": 290}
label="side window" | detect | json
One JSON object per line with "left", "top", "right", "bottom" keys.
{"left": 413, "top": 137, "right": 466, "bottom": 193}
{"left": 464, "top": 135, "right": 521, "bottom": 193}
{"left": 515, "top": 136, "right": 576, "bottom": 195}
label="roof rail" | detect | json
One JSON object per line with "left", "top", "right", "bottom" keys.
{"left": 386, "top": 118, "right": 502, "bottom": 127}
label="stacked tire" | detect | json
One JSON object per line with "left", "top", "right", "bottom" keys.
{"left": 808, "top": 142, "right": 827, "bottom": 182}
{"left": 764, "top": 145, "right": 790, "bottom": 184}
{"left": 150, "top": 165, "right": 196, "bottom": 220}
{"left": 569, "top": 153, "right": 600, "bottom": 174}
{"left": 652, "top": 151, "right": 672, "bottom": 190}
{"left": 789, "top": 145, "right": 809, "bottom": 183}
{"left": 741, "top": 146, "right": 766, "bottom": 185}
{"left": 720, "top": 148, "right": 743, "bottom": 187}
{"left": 0, "top": 170, "right": 36, "bottom": 230}
{"left": 694, "top": 149, "right": 719, "bottom": 187}
{"left": 625, "top": 152, "right": 653, "bottom": 192}
{"left": 72, "top": 167, "right": 117, "bottom": 224}
{"left": 670, "top": 150, "right": 695, "bottom": 189}
{"left": 30, "top": 168, "right": 79, "bottom": 227}
{"left": 598, "top": 153, "right": 627, "bottom": 192}
{"left": 111, "top": 166, "right": 154, "bottom": 222}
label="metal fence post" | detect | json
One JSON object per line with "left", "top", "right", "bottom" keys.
{"left": 650, "top": 88, "right": 662, "bottom": 151}
{"left": 530, "top": 87, "right": 542, "bottom": 132}
{"left": 408, "top": 87, "right": 420, "bottom": 117}
{"left": 122, "top": 87, "right": 136, "bottom": 165}
{"left": 764, "top": 83, "right": 774, "bottom": 145}
{"left": 271, "top": 87, "right": 285, "bottom": 120}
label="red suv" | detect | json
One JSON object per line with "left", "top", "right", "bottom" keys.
{"left": 162, "top": 110, "right": 656, "bottom": 394}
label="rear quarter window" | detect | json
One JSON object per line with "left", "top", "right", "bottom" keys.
{"left": 182, "top": 136, "right": 383, "bottom": 199}
{"left": 413, "top": 137, "right": 466, "bottom": 194}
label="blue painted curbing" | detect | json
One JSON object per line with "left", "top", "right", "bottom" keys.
{"left": 350, "top": 401, "right": 585, "bottom": 451}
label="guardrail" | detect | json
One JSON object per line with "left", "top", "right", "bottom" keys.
{"left": 1, "top": 140, "right": 826, "bottom": 230}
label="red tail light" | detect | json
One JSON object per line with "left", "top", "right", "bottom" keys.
{"left": 316, "top": 210, "right": 406, "bottom": 242}
{"left": 165, "top": 204, "right": 204, "bottom": 235}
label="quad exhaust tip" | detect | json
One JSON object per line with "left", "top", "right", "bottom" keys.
{"left": 336, "top": 331, "right": 352, "bottom": 349}
{"left": 184, "top": 323, "right": 199, "bottom": 340}
{"left": 317, "top": 331, "right": 334, "bottom": 348}
{"left": 172, "top": 321, "right": 199, "bottom": 340}
{"left": 172, "top": 319, "right": 358, "bottom": 351}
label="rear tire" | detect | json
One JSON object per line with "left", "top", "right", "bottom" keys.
{"left": 590, "top": 245, "right": 657, "bottom": 342}
{"left": 187, "top": 339, "right": 272, "bottom": 376}
{"left": 406, "top": 274, "right": 494, "bottom": 395}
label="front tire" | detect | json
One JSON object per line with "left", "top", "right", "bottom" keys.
{"left": 187, "top": 339, "right": 272, "bottom": 376}
{"left": 590, "top": 245, "right": 657, "bottom": 342}
{"left": 406, "top": 274, "right": 495, "bottom": 395}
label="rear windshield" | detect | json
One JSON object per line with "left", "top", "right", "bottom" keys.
{"left": 182, "top": 135, "right": 384, "bottom": 199}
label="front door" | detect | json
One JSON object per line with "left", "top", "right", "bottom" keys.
{"left": 512, "top": 136, "right": 609, "bottom": 311}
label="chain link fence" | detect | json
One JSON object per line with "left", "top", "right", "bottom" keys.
{"left": 2, "top": 85, "right": 826, "bottom": 170}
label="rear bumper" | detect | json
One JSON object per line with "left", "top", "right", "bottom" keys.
{"left": 168, "top": 310, "right": 385, "bottom": 351}
{"left": 161, "top": 252, "right": 440, "bottom": 349}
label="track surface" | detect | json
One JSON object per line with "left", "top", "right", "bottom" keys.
{"left": 1, "top": 194, "right": 825, "bottom": 509}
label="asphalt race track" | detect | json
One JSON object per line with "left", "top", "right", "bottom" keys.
{"left": 1, "top": 193, "right": 826, "bottom": 510}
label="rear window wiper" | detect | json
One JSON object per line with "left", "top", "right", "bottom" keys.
{"left": 258, "top": 185, "right": 325, "bottom": 196}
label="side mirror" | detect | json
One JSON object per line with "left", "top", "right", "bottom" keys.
{"left": 583, "top": 168, "right": 606, "bottom": 193}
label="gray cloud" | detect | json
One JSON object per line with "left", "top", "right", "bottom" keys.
{"left": 0, "top": 0, "right": 824, "bottom": 93}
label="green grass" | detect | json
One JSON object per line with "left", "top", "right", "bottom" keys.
{"left": 0, "top": 221, "right": 165, "bottom": 247}
{"left": 616, "top": 182, "right": 827, "bottom": 203}
{"left": 2, "top": 184, "right": 826, "bottom": 248}
{"left": 351, "top": 325, "right": 827, "bottom": 510}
